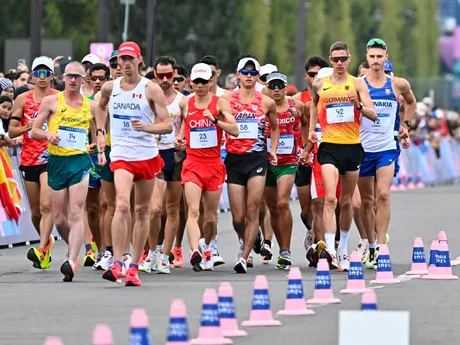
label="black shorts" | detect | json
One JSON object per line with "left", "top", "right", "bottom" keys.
{"left": 295, "top": 165, "right": 312, "bottom": 187}
{"left": 158, "top": 148, "right": 185, "bottom": 182}
{"left": 317, "top": 142, "right": 364, "bottom": 175}
{"left": 225, "top": 151, "right": 267, "bottom": 186}
{"left": 19, "top": 164, "right": 48, "bottom": 183}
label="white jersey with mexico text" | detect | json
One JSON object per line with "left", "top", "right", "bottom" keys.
{"left": 109, "top": 77, "right": 158, "bottom": 161}
{"left": 158, "top": 92, "right": 184, "bottom": 150}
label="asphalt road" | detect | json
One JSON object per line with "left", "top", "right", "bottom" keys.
{"left": 0, "top": 186, "right": 459, "bottom": 345}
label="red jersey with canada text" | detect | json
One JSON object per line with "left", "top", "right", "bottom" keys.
{"left": 226, "top": 90, "right": 266, "bottom": 154}
{"left": 185, "top": 95, "right": 222, "bottom": 162}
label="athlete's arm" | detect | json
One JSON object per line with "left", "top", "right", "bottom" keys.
{"left": 261, "top": 87, "right": 269, "bottom": 97}
{"left": 32, "top": 95, "right": 57, "bottom": 142}
{"left": 94, "top": 91, "right": 110, "bottom": 132}
{"left": 215, "top": 97, "right": 239, "bottom": 137}
{"left": 399, "top": 95, "right": 406, "bottom": 121}
{"left": 174, "top": 97, "right": 188, "bottom": 151}
{"left": 296, "top": 99, "right": 310, "bottom": 152}
{"left": 353, "top": 78, "right": 377, "bottom": 122}
{"left": 292, "top": 92, "right": 302, "bottom": 101}
{"left": 89, "top": 100, "right": 97, "bottom": 153}
{"left": 8, "top": 93, "right": 30, "bottom": 138}
{"left": 395, "top": 78, "right": 416, "bottom": 124}
{"left": 95, "top": 81, "right": 112, "bottom": 153}
{"left": 137, "top": 82, "right": 173, "bottom": 135}
{"left": 264, "top": 96, "right": 279, "bottom": 165}
{"left": 309, "top": 79, "right": 322, "bottom": 133}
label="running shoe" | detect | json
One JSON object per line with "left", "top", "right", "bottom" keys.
{"left": 211, "top": 240, "right": 225, "bottom": 266}
{"left": 60, "top": 259, "right": 78, "bottom": 282}
{"left": 121, "top": 253, "right": 132, "bottom": 277}
{"left": 172, "top": 247, "right": 185, "bottom": 268}
{"left": 83, "top": 249, "right": 96, "bottom": 267}
{"left": 234, "top": 257, "right": 247, "bottom": 273}
{"left": 253, "top": 228, "right": 264, "bottom": 254}
{"left": 102, "top": 262, "right": 123, "bottom": 283}
{"left": 337, "top": 248, "right": 350, "bottom": 271}
{"left": 276, "top": 250, "right": 293, "bottom": 270}
{"left": 156, "top": 254, "right": 171, "bottom": 274}
{"left": 306, "top": 243, "right": 318, "bottom": 268}
{"left": 365, "top": 247, "right": 379, "bottom": 269}
{"left": 260, "top": 242, "right": 273, "bottom": 264}
{"left": 190, "top": 249, "right": 203, "bottom": 272}
{"left": 124, "top": 267, "right": 142, "bottom": 287}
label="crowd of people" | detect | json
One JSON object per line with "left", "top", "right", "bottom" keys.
{"left": 0, "top": 37, "right": 451, "bottom": 287}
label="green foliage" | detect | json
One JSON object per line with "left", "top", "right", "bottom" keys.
{"left": 306, "top": 0, "right": 326, "bottom": 59}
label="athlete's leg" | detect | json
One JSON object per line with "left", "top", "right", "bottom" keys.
{"left": 227, "top": 184, "right": 247, "bottom": 239}
{"left": 312, "top": 198, "right": 324, "bottom": 242}
{"left": 321, "top": 164, "right": 340, "bottom": 248}
{"left": 352, "top": 186, "right": 366, "bottom": 240}
{"left": 101, "top": 180, "right": 115, "bottom": 251}
{"left": 174, "top": 195, "right": 187, "bottom": 248}
{"left": 358, "top": 177, "right": 375, "bottom": 249}
{"left": 51, "top": 189, "right": 70, "bottom": 245}
{"left": 162, "top": 181, "right": 183, "bottom": 259}
{"left": 337, "top": 171, "right": 359, "bottom": 256}
{"left": 98, "top": 189, "right": 107, "bottom": 249}
{"left": 375, "top": 163, "right": 394, "bottom": 244}
{"left": 24, "top": 181, "right": 41, "bottom": 233}
{"left": 38, "top": 172, "right": 54, "bottom": 249}
{"left": 264, "top": 186, "right": 281, "bottom": 248}
{"left": 202, "top": 189, "right": 221, "bottom": 245}
{"left": 184, "top": 182, "right": 203, "bottom": 251}
{"left": 276, "top": 173, "right": 296, "bottom": 252}
{"left": 148, "top": 178, "right": 166, "bottom": 252}
{"left": 297, "top": 185, "right": 313, "bottom": 230}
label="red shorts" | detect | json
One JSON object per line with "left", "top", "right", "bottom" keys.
{"left": 310, "top": 148, "right": 341, "bottom": 200}
{"left": 111, "top": 155, "right": 165, "bottom": 182}
{"left": 181, "top": 159, "right": 226, "bottom": 192}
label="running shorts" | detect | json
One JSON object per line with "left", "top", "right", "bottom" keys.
{"left": 225, "top": 151, "right": 267, "bottom": 186}
{"left": 111, "top": 155, "right": 164, "bottom": 182}
{"left": 158, "top": 148, "right": 185, "bottom": 182}
{"left": 181, "top": 159, "right": 226, "bottom": 191}
{"left": 99, "top": 146, "right": 114, "bottom": 183}
{"left": 359, "top": 149, "right": 400, "bottom": 178}
{"left": 317, "top": 142, "right": 364, "bottom": 175}
{"left": 48, "top": 154, "right": 91, "bottom": 191}
{"left": 19, "top": 164, "right": 47, "bottom": 183}
{"left": 295, "top": 165, "right": 312, "bottom": 187}
{"left": 265, "top": 164, "right": 298, "bottom": 188}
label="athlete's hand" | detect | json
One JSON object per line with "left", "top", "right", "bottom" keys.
{"left": 46, "top": 133, "right": 60, "bottom": 146}
{"left": 299, "top": 149, "right": 308, "bottom": 164}
{"left": 398, "top": 125, "right": 409, "bottom": 140}
{"left": 203, "top": 109, "right": 214, "bottom": 122}
{"left": 3, "top": 136, "right": 16, "bottom": 147}
{"left": 174, "top": 138, "right": 186, "bottom": 151}
{"left": 97, "top": 151, "right": 107, "bottom": 167}
{"left": 87, "top": 143, "right": 97, "bottom": 155}
{"left": 269, "top": 151, "right": 278, "bottom": 166}
{"left": 348, "top": 91, "right": 360, "bottom": 108}
{"left": 24, "top": 120, "right": 34, "bottom": 132}
{"left": 308, "top": 130, "right": 318, "bottom": 144}
{"left": 401, "top": 137, "right": 411, "bottom": 149}
{"left": 131, "top": 118, "right": 145, "bottom": 132}
{"left": 12, "top": 137, "right": 22, "bottom": 147}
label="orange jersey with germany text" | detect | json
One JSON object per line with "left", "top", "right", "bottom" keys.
{"left": 317, "top": 75, "right": 360, "bottom": 144}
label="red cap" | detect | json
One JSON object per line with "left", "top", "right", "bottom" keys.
{"left": 118, "top": 41, "right": 141, "bottom": 58}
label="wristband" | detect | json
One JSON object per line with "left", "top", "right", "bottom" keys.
{"left": 96, "top": 128, "right": 106, "bottom": 136}
{"left": 212, "top": 117, "right": 219, "bottom": 125}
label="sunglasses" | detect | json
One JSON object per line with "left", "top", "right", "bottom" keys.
{"left": 91, "top": 75, "right": 108, "bottom": 82}
{"left": 174, "top": 76, "right": 185, "bottom": 83}
{"left": 63, "top": 73, "right": 85, "bottom": 79}
{"left": 156, "top": 72, "right": 175, "bottom": 80}
{"left": 33, "top": 70, "right": 53, "bottom": 78}
{"left": 191, "top": 78, "right": 210, "bottom": 85}
{"left": 267, "top": 82, "right": 286, "bottom": 90}
{"left": 109, "top": 60, "right": 119, "bottom": 69}
{"left": 367, "top": 38, "right": 387, "bottom": 49}
{"left": 259, "top": 74, "right": 269, "bottom": 82}
{"left": 239, "top": 69, "right": 259, "bottom": 76}
{"left": 330, "top": 56, "right": 349, "bottom": 63}
{"left": 307, "top": 71, "right": 318, "bottom": 78}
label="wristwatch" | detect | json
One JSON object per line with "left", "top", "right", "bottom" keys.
{"left": 404, "top": 120, "right": 412, "bottom": 128}
{"left": 356, "top": 102, "right": 364, "bottom": 111}
{"left": 96, "top": 128, "right": 106, "bottom": 136}
{"left": 212, "top": 117, "right": 219, "bottom": 125}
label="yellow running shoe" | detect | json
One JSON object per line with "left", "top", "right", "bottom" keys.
{"left": 83, "top": 249, "right": 96, "bottom": 267}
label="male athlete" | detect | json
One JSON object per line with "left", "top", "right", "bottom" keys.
{"left": 9, "top": 56, "right": 57, "bottom": 269}
{"left": 309, "top": 42, "right": 376, "bottom": 271}
{"left": 222, "top": 55, "right": 279, "bottom": 273}
{"left": 178, "top": 63, "right": 238, "bottom": 271}
{"left": 96, "top": 41, "right": 172, "bottom": 287}
{"left": 358, "top": 38, "right": 415, "bottom": 268}
{"left": 32, "top": 61, "right": 95, "bottom": 282}
{"left": 264, "top": 72, "right": 308, "bottom": 270}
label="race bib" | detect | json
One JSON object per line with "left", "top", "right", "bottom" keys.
{"left": 326, "top": 103, "right": 354, "bottom": 124}
{"left": 315, "top": 128, "right": 322, "bottom": 143}
{"left": 267, "top": 134, "right": 294, "bottom": 154}
{"left": 112, "top": 114, "right": 143, "bottom": 137}
{"left": 361, "top": 113, "right": 392, "bottom": 133}
{"left": 57, "top": 126, "right": 86, "bottom": 151}
{"left": 159, "top": 127, "right": 176, "bottom": 145}
{"left": 28, "top": 121, "right": 48, "bottom": 138}
{"left": 232, "top": 119, "right": 258, "bottom": 139}
{"left": 190, "top": 127, "right": 218, "bottom": 148}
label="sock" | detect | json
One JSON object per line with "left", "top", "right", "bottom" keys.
{"left": 106, "top": 246, "right": 113, "bottom": 253}
{"left": 325, "top": 232, "right": 336, "bottom": 251}
{"left": 129, "top": 263, "right": 138, "bottom": 269}
{"left": 115, "top": 260, "right": 123, "bottom": 267}
{"left": 85, "top": 244, "right": 92, "bottom": 253}
{"left": 148, "top": 249, "right": 155, "bottom": 257}
{"left": 264, "top": 239, "right": 272, "bottom": 248}
{"left": 156, "top": 245, "right": 162, "bottom": 252}
{"left": 338, "top": 229, "right": 349, "bottom": 252}
{"left": 369, "top": 243, "right": 377, "bottom": 249}
{"left": 300, "top": 213, "right": 312, "bottom": 230}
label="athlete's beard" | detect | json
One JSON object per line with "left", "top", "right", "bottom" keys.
{"left": 160, "top": 82, "right": 172, "bottom": 91}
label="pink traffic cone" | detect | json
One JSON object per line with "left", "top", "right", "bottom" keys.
{"left": 218, "top": 282, "right": 247, "bottom": 337}
{"left": 277, "top": 267, "right": 314, "bottom": 315}
{"left": 130, "top": 309, "right": 151, "bottom": 345}
{"left": 438, "top": 231, "right": 448, "bottom": 244}
{"left": 405, "top": 237, "right": 428, "bottom": 275}
{"left": 306, "top": 258, "right": 341, "bottom": 304}
{"left": 44, "top": 337, "right": 64, "bottom": 345}
{"left": 192, "top": 289, "right": 232, "bottom": 344}
{"left": 420, "top": 241, "right": 440, "bottom": 279}
{"left": 360, "top": 290, "right": 377, "bottom": 311}
{"left": 93, "top": 325, "right": 113, "bottom": 345}
{"left": 241, "top": 275, "right": 281, "bottom": 327}
{"left": 423, "top": 243, "right": 458, "bottom": 280}
{"left": 166, "top": 299, "right": 191, "bottom": 345}
{"left": 340, "top": 251, "right": 371, "bottom": 294}
{"left": 370, "top": 244, "right": 400, "bottom": 284}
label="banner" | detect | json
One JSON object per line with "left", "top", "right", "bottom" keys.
{"left": 90, "top": 42, "right": 114, "bottom": 65}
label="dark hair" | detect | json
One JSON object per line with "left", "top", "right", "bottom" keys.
{"left": 304, "top": 56, "right": 329, "bottom": 72}
{"left": 144, "top": 71, "right": 156, "bottom": 80}
{"left": 14, "top": 71, "right": 29, "bottom": 80}
{"left": 0, "top": 95, "right": 12, "bottom": 104}
{"left": 89, "top": 63, "right": 110, "bottom": 78}
{"left": 199, "top": 55, "right": 219, "bottom": 69}
{"left": 329, "top": 41, "right": 349, "bottom": 55}
{"left": 153, "top": 56, "right": 177, "bottom": 71}
{"left": 54, "top": 77, "right": 65, "bottom": 91}
{"left": 358, "top": 61, "right": 370, "bottom": 75}
{"left": 14, "top": 86, "right": 29, "bottom": 99}
{"left": 175, "top": 64, "right": 188, "bottom": 78}
{"left": 236, "top": 54, "right": 259, "bottom": 64}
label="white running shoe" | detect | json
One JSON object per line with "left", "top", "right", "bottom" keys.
{"left": 156, "top": 254, "right": 171, "bottom": 274}
{"left": 337, "top": 248, "right": 350, "bottom": 272}
{"left": 121, "top": 253, "right": 132, "bottom": 277}
{"left": 94, "top": 250, "right": 114, "bottom": 271}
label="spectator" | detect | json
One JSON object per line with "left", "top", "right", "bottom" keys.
{"left": 0, "top": 78, "right": 14, "bottom": 99}
{"left": 0, "top": 95, "right": 12, "bottom": 133}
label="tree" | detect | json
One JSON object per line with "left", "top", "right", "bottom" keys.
{"left": 425, "top": 0, "right": 439, "bottom": 77}
{"left": 411, "top": 0, "right": 431, "bottom": 78}
{"left": 306, "top": 0, "right": 326, "bottom": 59}
{"left": 377, "top": 0, "right": 403, "bottom": 75}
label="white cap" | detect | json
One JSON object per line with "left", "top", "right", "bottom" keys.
{"left": 422, "top": 97, "right": 433, "bottom": 107}
{"left": 317, "top": 67, "right": 333, "bottom": 79}
{"left": 260, "top": 64, "right": 278, "bottom": 76}
{"left": 266, "top": 72, "right": 287, "bottom": 83}
{"left": 81, "top": 53, "right": 100, "bottom": 65}
{"left": 237, "top": 57, "right": 261, "bottom": 72}
{"left": 190, "top": 63, "right": 213, "bottom": 81}
{"left": 32, "top": 56, "right": 54, "bottom": 73}
{"left": 415, "top": 102, "right": 427, "bottom": 116}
